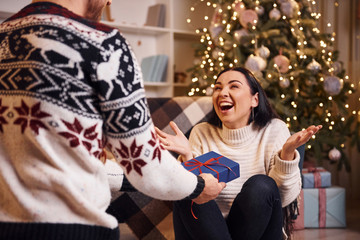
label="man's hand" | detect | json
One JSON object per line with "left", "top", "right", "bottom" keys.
{"left": 192, "top": 173, "right": 226, "bottom": 204}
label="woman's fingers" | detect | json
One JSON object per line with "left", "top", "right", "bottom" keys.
{"left": 306, "top": 125, "right": 322, "bottom": 134}
{"left": 157, "top": 135, "right": 169, "bottom": 146}
{"left": 155, "top": 126, "right": 167, "bottom": 138}
{"left": 298, "top": 125, "right": 322, "bottom": 145}
{"left": 313, "top": 125, "right": 322, "bottom": 134}
{"left": 169, "top": 121, "right": 183, "bottom": 136}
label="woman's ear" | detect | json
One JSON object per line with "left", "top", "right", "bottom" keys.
{"left": 252, "top": 92, "right": 259, "bottom": 107}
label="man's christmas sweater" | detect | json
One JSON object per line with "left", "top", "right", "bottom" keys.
{"left": 0, "top": 2, "right": 198, "bottom": 238}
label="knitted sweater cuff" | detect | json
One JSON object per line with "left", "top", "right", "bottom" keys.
{"left": 275, "top": 149, "right": 300, "bottom": 174}
{"left": 186, "top": 175, "right": 205, "bottom": 200}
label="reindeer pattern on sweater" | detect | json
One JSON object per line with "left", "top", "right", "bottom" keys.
{"left": 0, "top": 2, "right": 198, "bottom": 231}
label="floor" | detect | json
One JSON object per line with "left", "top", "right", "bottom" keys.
{"left": 292, "top": 200, "right": 360, "bottom": 240}
{"left": 119, "top": 200, "right": 360, "bottom": 240}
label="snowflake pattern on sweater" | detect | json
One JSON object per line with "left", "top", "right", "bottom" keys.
{"left": 0, "top": 2, "right": 198, "bottom": 231}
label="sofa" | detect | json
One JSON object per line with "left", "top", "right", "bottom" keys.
{"left": 107, "top": 96, "right": 214, "bottom": 239}
{"left": 107, "top": 96, "right": 305, "bottom": 240}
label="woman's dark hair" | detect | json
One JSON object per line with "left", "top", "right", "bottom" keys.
{"left": 208, "top": 67, "right": 279, "bottom": 129}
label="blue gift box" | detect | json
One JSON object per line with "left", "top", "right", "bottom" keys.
{"left": 303, "top": 187, "right": 346, "bottom": 228}
{"left": 181, "top": 151, "right": 239, "bottom": 183}
{"left": 302, "top": 167, "right": 331, "bottom": 188}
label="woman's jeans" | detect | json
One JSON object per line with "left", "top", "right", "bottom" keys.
{"left": 173, "top": 175, "right": 283, "bottom": 240}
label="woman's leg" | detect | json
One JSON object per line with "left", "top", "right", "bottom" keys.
{"left": 226, "top": 174, "right": 283, "bottom": 240}
{"left": 173, "top": 199, "right": 232, "bottom": 240}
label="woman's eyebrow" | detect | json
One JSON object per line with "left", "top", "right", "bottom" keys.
{"left": 214, "top": 79, "right": 243, "bottom": 85}
{"left": 229, "top": 80, "right": 243, "bottom": 84}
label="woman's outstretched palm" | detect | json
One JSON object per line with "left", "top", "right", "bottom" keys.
{"left": 281, "top": 125, "right": 322, "bottom": 160}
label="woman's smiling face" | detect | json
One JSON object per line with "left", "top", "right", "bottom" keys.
{"left": 212, "top": 70, "right": 258, "bottom": 129}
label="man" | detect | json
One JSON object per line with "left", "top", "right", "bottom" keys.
{"left": 0, "top": 1, "right": 225, "bottom": 239}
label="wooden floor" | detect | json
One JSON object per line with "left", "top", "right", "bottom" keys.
{"left": 292, "top": 200, "right": 360, "bottom": 240}
{"left": 119, "top": 199, "right": 360, "bottom": 240}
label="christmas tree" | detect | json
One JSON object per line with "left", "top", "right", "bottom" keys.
{"left": 186, "top": 0, "right": 359, "bottom": 171}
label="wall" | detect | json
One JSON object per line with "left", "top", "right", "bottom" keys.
{"left": 315, "top": 0, "right": 360, "bottom": 201}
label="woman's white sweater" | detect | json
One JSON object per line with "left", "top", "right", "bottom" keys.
{"left": 188, "top": 119, "right": 302, "bottom": 216}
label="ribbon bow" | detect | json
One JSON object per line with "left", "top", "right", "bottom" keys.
{"left": 184, "top": 155, "right": 237, "bottom": 219}
{"left": 184, "top": 156, "right": 224, "bottom": 180}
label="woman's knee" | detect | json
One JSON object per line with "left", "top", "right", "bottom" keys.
{"left": 237, "top": 175, "right": 280, "bottom": 203}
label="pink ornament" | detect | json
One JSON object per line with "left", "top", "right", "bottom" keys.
{"left": 240, "top": 9, "right": 258, "bottom": 29}
{"left": 273, "top": 55, "right": 290, "bottom": 73}
{"left": 233, "top": 2, "right": 246, "bottom": 15}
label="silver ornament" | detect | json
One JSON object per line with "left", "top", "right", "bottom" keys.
{"left": 256, "top": 45, "right": 270, "bottom": 59}
{"left": 328, "top": 147, "right": 341, "bottom": 161}
{"left": 279, "top": 77, "right": 290, "bottom": 88}
{"left": 255, "top": 6, "right": 265, "bottom": 15}
{"left": 269, "top": 8, "right": 281, "bottom": 21}
{"left": 245, "top": 55, "right": 267, "bottom": 72}
{"left": 280, "top": 0, "right": 299, "bottom": 18}
{"left": 323, "top": 76, "right": 343, "bottom": 96}
{"left": 307, "top": 59, "right": 322, "bottom": 74}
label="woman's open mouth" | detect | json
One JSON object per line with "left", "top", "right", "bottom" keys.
{"left": 219, "top": 102, "right": 234, "bottom": 112}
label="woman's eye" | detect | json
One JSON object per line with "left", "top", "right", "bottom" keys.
{"left": 214, "top": 87, "right": 221, "bottom": 91}
{"left": 230, "top": 85, "right": 239, "bottom": 89}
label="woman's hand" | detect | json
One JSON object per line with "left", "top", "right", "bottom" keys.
{"left": 155, "top": 121, "right": 193, "bottom": 161}
{"left": 281, "top": 125, "right": 322, "bottom": 160}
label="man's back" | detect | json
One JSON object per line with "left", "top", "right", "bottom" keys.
{"left": 0, "top": 1, "right": 141, "bottom": 236}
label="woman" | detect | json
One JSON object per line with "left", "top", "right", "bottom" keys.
{"left": 156, "top": 67, "right": 321, "bottom": 240}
